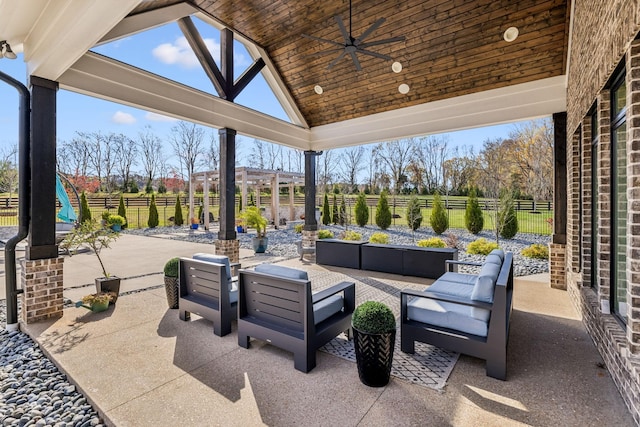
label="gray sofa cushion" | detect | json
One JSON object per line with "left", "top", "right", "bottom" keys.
{"left": 313, "top": 294, "right": 344, "bottom": 324}
{"left": 437, "top": 272, "right": 478, "bottom": 286}
{"left": 485, "top": 254, "right": 503, "bottom": 266}
{"left": 255, "top": 264, "right": 309, "bottom": 281}
{"left": 471, "top": 262, "right": 501, "bottom": 303}
{"left": 489, "top": 249, "right": 504, "bottom": 261}
{"left": 193, "top": 253, "right": 232, "bottom": 282}
{"left": 407, "top": 296, "right": 489, "bottom": 337}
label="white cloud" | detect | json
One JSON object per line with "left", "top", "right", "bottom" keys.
{"left": 151, "top": 36, "right": 249, "bottom": 69}
{"left": 145, "top": 112, "right": 178, "bottom": 122}
{"left": 111, "top": 111, "right": 136, "bottom": 124}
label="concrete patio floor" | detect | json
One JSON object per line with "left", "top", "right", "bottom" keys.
{"left": 15, "top": 234, "right": 635, "bottom": 426}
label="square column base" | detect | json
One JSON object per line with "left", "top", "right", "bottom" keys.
{"left": 302, "top": 230, "right": 319, "bottom": 247}
{"left": 215, "top": 239, "right": 240, "bottom": 264}
{"left": 549, "top": 243, "right": 567, "bottom": 290}
{"left": 20, "top": 257, "right": 64, "bottom": 324}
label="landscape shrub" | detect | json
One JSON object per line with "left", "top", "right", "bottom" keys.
{"left": 322, "top": 193, "right": 331, "bottom": 225}
{"left": 80, "top": 191, "right": 91, "bottom": 223}
{"left": 355, "top": 192, "right": 369, "bottom": 226}
{"left": 498, "top": 191, "right": 518, "bottom": 239}
{"left": 118, "top": 195, "right": 127, "bottom": 229}
{"left": 294, "top": 224, "right": 304, "bottom": 233}
{"left": 430, "top": 192, "right": 448, "bottom": 234}
{"left": 522, "top": 243, "right": 549, "bottom": 259}
{"left": 173, "top": 196, "right": 184, "bottom": 226}
{"left": 342, "top": 230, "right": 362, "bottom": 241}
{"left": 332, "top": 194, "right": 339, "bottom": 225}
{"left": 339, "top": 195, "right": 347, "bottom": 226}
{"left": 375, "top": 191, "right": 392, "bottom": 230}
{"left": 148, "top": 194, "right": 159, "bottom": 228}
{"left": 318, "top": 229, "right": 334, "bottom": 239}
{"left": 417, "top": 237, "right": 446, "bottom": 248}
{"left": 467, "top": 238, "right": 499, "bottom": 255}
{"left": 464, "top": 187, "right": 483, "bottom": 234}
{"left": 406, "top": 196, "right": 422, "bottom": 231}
{"left": 369, "top": 232, "right": 389, "bottom": 244}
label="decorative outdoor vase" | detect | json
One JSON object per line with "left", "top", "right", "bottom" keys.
{"left": 252, "top": 236, "right": 268, "bottom": 253}
{"left": 75, "top": 299, "right": 110, "bottom": 313}
{"left": 353, "top": 327, "right": 396, "bottom": 387}
{"left": 164, "top": 276, "right": 179, "bottom": 309}
{"left": 95, "top": 277, "right": 121, "bottom": 304}
{"left": 111, "top": 224, "right": 122, "bottom": 232}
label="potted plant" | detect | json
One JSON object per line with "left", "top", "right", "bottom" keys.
{"left": 107, "top": 214, "right": 126, "bottom": 232}
{"left": 61, "top": 218, "right": 122, "bottom": 303}
{"left": 236, "top": 218, "right": 245, "bottom": 233}
{"left": 241, "top": 206, "right": 268, "bottom": 253}
{"left": 164, "top": 257, "right": 180, "bottom": 309}
{"left": 75, "top": 292, "right": 112, "bottom": 313}
{"left": 190, "top": 217, "right": 199, "bottom": 230}
{"left": 352, "top": 301, "right": 397, "bottom": 387}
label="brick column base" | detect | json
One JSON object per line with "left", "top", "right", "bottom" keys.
{"left": 302, "top": 230, "right": 318, "bottom": 247}
{"left": 215, "top": 239, "right": 240, "bottom": 263}
{"left": 20, "top": 257, "right": 64, "bottom": 324}
{"left": 549, "top": 243, "right": 567, "bottom": 290}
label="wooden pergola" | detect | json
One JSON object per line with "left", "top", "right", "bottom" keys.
{"left": 190, "top": 167, "right": 305, "bottom": 230}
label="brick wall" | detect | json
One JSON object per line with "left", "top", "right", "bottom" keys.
{"left": 215, "top": 239, "right": 239, "bottom": 263}
{"left": 566, "top": 128, "right": 581, "bottom": 274}
{"left": 20, "top": 257, "right": 64, "bottom": 324}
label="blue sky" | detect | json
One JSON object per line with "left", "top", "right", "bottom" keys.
{"left": 0, "top": 17, "right": 527, "bottom": 165}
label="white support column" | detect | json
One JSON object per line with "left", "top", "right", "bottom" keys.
{"left": 289, "top": 183, "right": 295, "bottom": 220}
{"left": 188, "top": 176, "right": 194, "bottom": 225}
{"left": 256, "top": 182, "right": 261, "bottom": 208}
{"left": 272, "top": 173, "right": 280, "bottom": 227}
{"left": 241, "top": 169, "right": 248, "bottom": 211}
{"left": 203, "top": 173, "right": 210, "bottom": 230}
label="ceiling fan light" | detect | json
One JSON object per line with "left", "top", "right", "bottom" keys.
{"left": 314, "top": 85, "right": 324, "bottom": 95}
{"left": 392, "top": 61, "right": 402, "bottom": 73}
{"left": 398, "top": 83, "right": 410, "bottom": 94}
{"left": 503, "top": 27, "right": 519, "bottom": 42}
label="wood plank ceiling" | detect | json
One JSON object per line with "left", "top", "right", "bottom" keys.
{"left": 130, "top": 0, "right": 569, "bottom": 128}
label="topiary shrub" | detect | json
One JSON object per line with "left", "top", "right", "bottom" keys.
{"left": 352, "top": 301, "right": 396, "bottom": 334}
{"left": 294, "top": 224, "right": 304, "bottom": 233}
{"left": 467, "top": 238, "right": 499, "bottom": 255}
{"left": 464, "top": 187, "right": 483, "bottom": 234}
{"left": 406, "top": 196, "right": 422, "bottom": 231}
{"left": 163, "top": 257, "right": 180, "bottom": 277}
{"left": 332, "top": 194, "right": 339, "bottom": 225}
{"left": 148, "top": 194, "right": 159, "bottom": 228}
{"left": 498, "top": 192, "right": 518, "bottom": 239}
{"left": 322, "top": 193, "right": 331, "bottom": 225}
{"left": 339, "top": 195, "right": 347, "bottom": 226}
{"left": 522, "top": 243, "right": 549, "bottom": 259}
{"left": 318, "top": 229, "right": 334, "bottom": 239}
{"left": 417, "top": 237, "right": 446, "bottom": 248}
{"left": 342, "top": 230, "right": 362, "bottom": 241}
{"left": 369, "top": 232, "right": 389, "bottom": 244}
{"left": 118, "top": 194, "right": 127, "bottom": 229}
{"left": 174, "top": 196, "right": 184, "bottom": 226}
{"left": 355, "top": 192, "right": 369, "bottom": 226}
{"left": 375, "top": 191, "right": 392, "bottom": 230}
{"left": 80, "top": 191, "right": 92, "bottom": 223}
{"left": 430, "top": 192, "right": 448, "bottom": 235}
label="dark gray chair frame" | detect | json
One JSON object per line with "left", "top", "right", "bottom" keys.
{"left": 400, "top": 252, "right": 514, "bottom": 380}
{"left": 237, "top": 269, "right": 356, "bottom": 373}
{"left": 178, "top": 257, "right": 238, "bottom": 337}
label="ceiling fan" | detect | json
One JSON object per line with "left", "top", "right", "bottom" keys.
{"left": 302, "top": 0, "right": 405, "bottom": 71}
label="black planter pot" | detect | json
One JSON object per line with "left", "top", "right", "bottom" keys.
{"left": 164, "top": 276, "right": 179, "bottom": 309}
{"left": 95, "top": 276, "right": 121, "bottom": 304}
{"left": 353, "top": 327, "right": 396, "bottom": 387}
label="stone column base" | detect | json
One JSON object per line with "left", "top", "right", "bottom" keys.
{"left": 20, "top": 257, "right": 64, "bottom": 324}
{"left": 216, "top": 239, "right": 240, "bottom": 263}
{"left": 549, "top": 243, "right": 567, "bottom": 290}
{"left": 302, "top": 230, "right": 319, "bottom": 247}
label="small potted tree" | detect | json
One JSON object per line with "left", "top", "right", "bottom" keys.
{"left": 61, "top": 218, "right": 122, "bottom": 303}
{"left": 352, "top": 301, "right": 397, "bottom": 387}
{"left": 241, "top": 206, "right": 268, "bottom": 253}
{"left": 163, "top": 257, "right": 180, "bottom": 309}
{"left": 107, "top": 214, "right": 126, "bottom": 232}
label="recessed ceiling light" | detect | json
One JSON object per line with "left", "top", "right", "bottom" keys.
{"left": 314, "top": 85, "right": 323, "bottom": 95}
{"left": 392, "top": 61, "right": 402, "bottom": 73}
{"left": 503, "top": 27, "right": 519, "bottom": 42}
{"left": 398, "top": 83, "right": 410, "bottom": 94}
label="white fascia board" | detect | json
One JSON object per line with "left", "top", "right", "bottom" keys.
{"left": 98, "top": 2, "right": 197, "bottom": 46}
{"left": 24, "top": 0, "right": 142, "bottom": 80}
{"left": 0, "top": 0, "right": 47, "bottom": 50}
{"left": 58, "top": 52, "right": 311, "bottom": 149}
{"left": 309, "top": 75, "right": 567, "bottom": 150}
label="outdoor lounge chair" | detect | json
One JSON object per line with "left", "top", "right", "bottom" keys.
{"left": 237, "top": 264, "right": 355, "bottom": 372}
{"left": 178, "top": 254, "right": 240, "bottom": 337}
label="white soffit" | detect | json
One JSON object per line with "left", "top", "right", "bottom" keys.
{"left": 58, "top": 52, "right": 311, "bottom": 149}
{"left": 309, "top": 75, "right": 567, "bottom": 150}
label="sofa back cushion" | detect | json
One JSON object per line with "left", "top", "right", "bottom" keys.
{"left": 471, "top": 262, "right": 500, "bottom": 303}
{"left": 255, "top": 264, "right": 309, "bottom": 281}
{"left": 489, "top": 249, "right": 504, "bottom": 261}
{"left": 485, "top": 254, "right": 503, "bottom": 266}
{"left": 193, "top": 253, "right": 231, "bottom": 282}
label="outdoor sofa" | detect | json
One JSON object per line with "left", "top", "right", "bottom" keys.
{"left": 400, "top": 249, "right": 513, "bottom": 380}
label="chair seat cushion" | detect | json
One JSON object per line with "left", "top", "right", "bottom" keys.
{"left": 313, "top": 294, "right": 343, "bottom": 324}
{"left": 255, "top": 264, "right": 309, "bottom": 281}
{"left": 434, "top": 272, "right": 478, "bottom": 287}
{"left": 428, "top": 278, "right": 474, "bottom": 298}
{"left": 193, "top": 253, "right": 232, "bottom": 281}
{"left": 407, "top": 296, "right": 489, "bottom": 337}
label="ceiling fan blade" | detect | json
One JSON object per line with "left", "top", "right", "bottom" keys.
{"left": 355, "top": 18, "right": 385, "bottom": 45}
{"left": 327, "top": 50, "right": 347, "bottom": 69}
{"left": 334, "top": 15, "right": 351, "bottom": 44}
{"left": 357, "top": 49, "right": 392, "bottom": 61}
{"left": 302, "top": 33, "right": 344, "bottom": 48}
{"left": 359, "top": 36, "right": 406, "bottom": 48}
{"left": 349, "top": 51, "right": 362, "bottom": 71}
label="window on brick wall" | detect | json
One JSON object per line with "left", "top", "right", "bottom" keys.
{"left": 590, "top": 107, "right": 599, "bottom": 290}
{"left": 611, "top": 69, "right": 627, "bottom": 323}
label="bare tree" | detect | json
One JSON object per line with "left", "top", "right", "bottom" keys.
{"left": 137, "top": 126, "right": 163, "bottom": 187}
{"left": 59, "top": 134, "right": 91, "bottom": 180}
{"left": 248, "top": 139, "right": 266, "bottom": 169}
{"left": 340, "top": 146, "right": 365, "bottom": 193}
{"left": 203, "top": 131, "right": 219, "bottom": 171}
{"left": 0, "top": 145, "right": 18, "bottom": 198}
{"left": 414, "top": 135, "right": 449, "bottom": 193}
{"left": 265, "top": 142, "right": 283, "bottom": 170}
{"left": 374, "top": 139, "right": 414, "bottom": 194}
{"left": 443, "top": 145, "right": 477, "bottom": 195}
{"left": 169, "top": 121, "right": 205, "bottom": 187}
{"left": 101, "top": 133, "right": 118, "bottom": 193}
{"left": 80, "top": 132, "right": 104, "bottom": 191}
{"left": 318, "top": 149, "right": 340, "bottom": 194}
{"left": 114, "top": 133, "right": 138, "bottom": 190}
